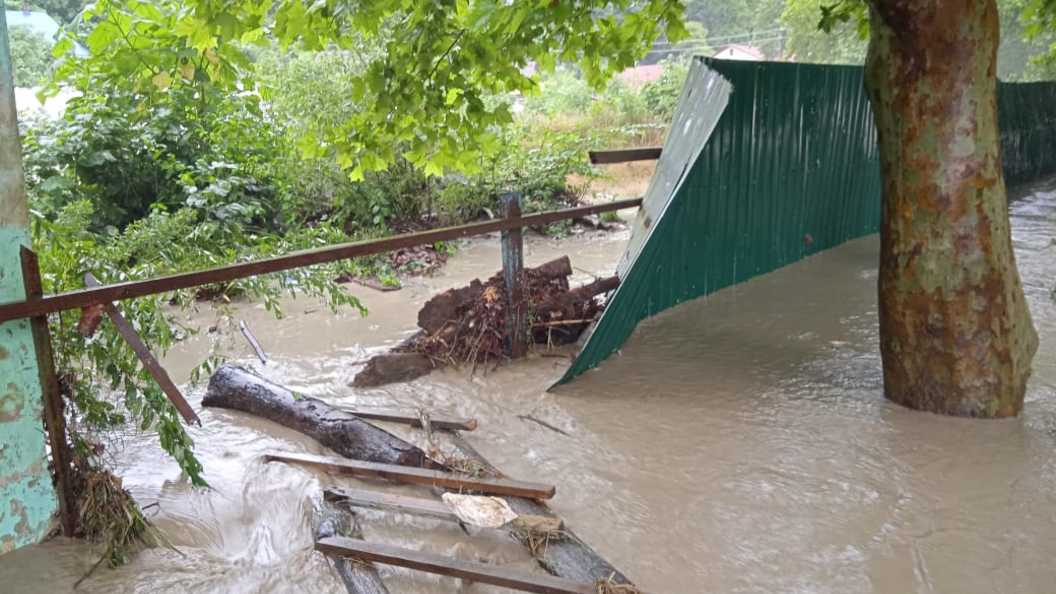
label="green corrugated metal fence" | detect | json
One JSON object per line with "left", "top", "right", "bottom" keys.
{"left": 558, "top": 57, "right": 1056, "bottom": 385}
{"left": 998, "top": 80, "right": 1056, "bottom": 184}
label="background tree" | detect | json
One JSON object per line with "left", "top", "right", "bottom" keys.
{"left": 8, "top": 24, "right": 51, "bottom": 85}
{"left": 788, "top": 0, "right": 1056, "bottom": 78}
{"left": 35, "top": 0, "right": 89, "bottom": 24}
{"left": 782, "top": 0, "right": 867, "bottom": 63}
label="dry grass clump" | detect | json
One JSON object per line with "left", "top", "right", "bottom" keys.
{"left": 78, "top": 469, "right": 156, "bottom": 566}
{"left": 71, "top": 449, "right": 176, "bottom": 588}
{"left": 509, "top": 515, "right": 567, "bottom": 558}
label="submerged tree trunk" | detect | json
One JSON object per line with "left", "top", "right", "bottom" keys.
{"left": 204, "top": 364, "right": 437, "bottom": 467}
{"left": 865, "top": 0, "right": 1038, "bottom": 416}
{"left": 316, "top": 505, "right": 390, "bottom": 594}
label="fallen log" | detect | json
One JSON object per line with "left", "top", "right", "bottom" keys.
{"left": 203, "top": 364, "right": 438, "bottom": 468}
{"left": 316, "top": 504, "right": 390, "bottom": 594}
{"left": 535, "top": 275, "right": 620, "bottom": 315}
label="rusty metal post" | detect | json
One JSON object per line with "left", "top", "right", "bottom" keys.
{"left": 500, "top": 192, "right": 526, "bottom": 358}
{"left": 0, "top": 6, "right": 58, "bottom": 553}
{"left": 21, "top": 248, "right": 77, "bottom": 537}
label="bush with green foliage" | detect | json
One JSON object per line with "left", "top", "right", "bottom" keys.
{"left": 642, "top": 58, "right": 691, "bottom": 119}
{"left": 435, "top": 125, "right": 593, "bottom": 223}
{"left": 23, "top": 87, "right": 283, "bottom": 230}
{"left": 252, "top": 49, "right": 433, "bottom": 232}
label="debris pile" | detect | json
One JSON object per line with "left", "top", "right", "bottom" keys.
{"left": 352, "top": 256, "right": 618, "bottom": 387}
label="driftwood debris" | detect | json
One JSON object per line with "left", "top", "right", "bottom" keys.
{"left": 203, "top": 364, "right": 437, "bottom": 468}
{"left": 341, "top": 409, "right": 477, "bottom": 432}
{"left": 353, "top": 256, "right": 618, "bottom": 387}
{"left": 204, "top": 367, "right": 636, "bottom": 590}
{"left": 239, "top": 320, "right": 268, "bottom": 364}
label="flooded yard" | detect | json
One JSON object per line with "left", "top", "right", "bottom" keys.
{"left": 2, "top": 178, "right": 1055, "bottom": 593}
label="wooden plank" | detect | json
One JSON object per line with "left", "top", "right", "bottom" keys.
{"left": 84, "top": 273, "right": 200, "bottom": 426}
{"left": 343, "top": 409, "right": 478, "bottom": 432}
{"left": 0, "top": 198, "right": 643, "bottom": 323}
{"left": 324, "top": 488, "right": 460, "bottom": 522}
{"left": 264, "top": 451, "right": 555, "bottom": 500}
{"left": 20, "top": 247, "right": 78, "bottom": 537}
{"left": 588, "top": 146, "right": 662, "bottom": 164}
{"left": 316, "top": 537, "right": 597, "bottom": 594}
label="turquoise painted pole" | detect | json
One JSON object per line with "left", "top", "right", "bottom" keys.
{"left": 0, "top": 6, "right": 58, "bottom": 554}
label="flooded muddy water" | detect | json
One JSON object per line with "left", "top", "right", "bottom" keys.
{"left": 2, "top": 181, "right": 1056, "bottom": 594}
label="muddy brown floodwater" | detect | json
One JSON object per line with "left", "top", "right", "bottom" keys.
{"left": 3, "top": 180, "right": 1056, "bottom": 594}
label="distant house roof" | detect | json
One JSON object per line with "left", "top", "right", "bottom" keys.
{"left": 713, "top": 44, "right": 766, "bottom": 61}
{"left": 617, "top": 64, "right": 664, "bottom": 88}
{"left": 6, "top": 9, "right": 61, "bottom": 40}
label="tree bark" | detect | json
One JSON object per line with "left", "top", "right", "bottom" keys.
{"left": 203, "top": 364, "right": 438, "bottom": 467}
{"left": 865, "top": 0, "right": 1038, "bottom": 416}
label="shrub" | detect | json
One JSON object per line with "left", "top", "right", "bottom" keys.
{"left": 522, "top": 67, "right": 594, "bottom": 116}
{"left": 23, "top": 87, "right": 282, "bottom": 230}
{"left": 641, "top": 58, "right": 690, "bottom": 119}
{"left": 521, "top": 65, "right": 672, "bottom": 149}
{"left": 435, "top": 125, "right": 593, "bottom": 223}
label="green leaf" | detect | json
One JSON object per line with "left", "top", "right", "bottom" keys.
{"left": 52, "top": 37, "right": 74, "bottom": 59}
{"left": 152, "top": 71, "right": 173, "bottom": 90}
{"left": 423, "top": 160, "right": 443, "bottom": 177}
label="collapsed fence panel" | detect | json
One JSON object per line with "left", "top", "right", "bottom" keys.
{"left": 558, "top": 57, "right": 1056, "bottom": 385}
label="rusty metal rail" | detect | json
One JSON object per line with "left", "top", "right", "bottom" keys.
{"left": 0, "top": 198, "right": 641, "bottom": 323}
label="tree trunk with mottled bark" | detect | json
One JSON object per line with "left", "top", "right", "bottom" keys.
{"left": 865, "top": 0, "right": 1038, "bottom": 416}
